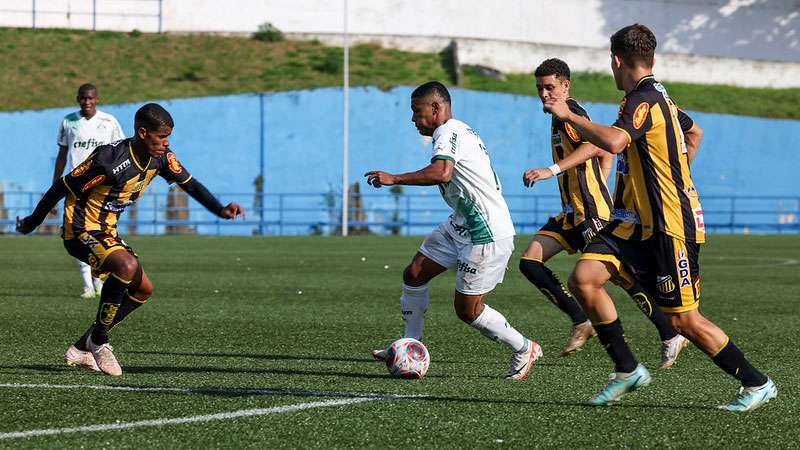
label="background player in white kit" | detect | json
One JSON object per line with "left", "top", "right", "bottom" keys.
{"left": 365, "top": 81, "right": 542, "bottom": 380}
{"left": 53, "top": 83, "right": 124, "bottom": 298}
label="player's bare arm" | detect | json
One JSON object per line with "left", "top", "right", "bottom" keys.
{"left": 523, "top": 142, "right": 604, "bottom": 187}
{"left": 53, "top": 145, "right": 68, "bottom": 184}
{"left": 544, "top": 98, "right": 629, "bottom": 154}
{"left": 683, "top": 123, "right": 703, "bottom": 164}
{"left": 365, "top": 159, "right": 453, "bottom": 188}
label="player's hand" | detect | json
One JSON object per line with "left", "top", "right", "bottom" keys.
{"left": 543, "top": 97, "right": 571, "bottom": 121}
{"left": 15, "top": 216, "right": 35, "bottom": 235}
{"left": 220, "top": 203, "right": 245, "bottom": 220}
{"left": 364, "top": 171, "right": 396, "bottom": 188}
{"left": 523, "top": 168, "right": 553, "bottom": 187}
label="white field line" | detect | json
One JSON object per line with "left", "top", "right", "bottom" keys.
{"left": 0, "top": 397, "right": 376, "bottom": 440}
{"left": 0, "top": 383, "right": 419, "bottom": 440}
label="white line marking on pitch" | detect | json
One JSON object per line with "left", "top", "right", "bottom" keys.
{"left": 0, "top": 383, "right": 421, "bottom": 440}
{"left": 0, "top": 397, "right": 376, "bottom": 440}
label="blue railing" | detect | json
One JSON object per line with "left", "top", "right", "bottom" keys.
{"left": 1, "top": 191, "right": 798, "bottom": 236}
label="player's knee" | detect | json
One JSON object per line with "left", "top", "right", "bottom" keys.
{"left": 668, "top": 311, "right": 702, "bottom": 338}
{"left": 453, "top": 302, "right": 480, "bottom": 324}
{"left": 403, "top": 263, "right": 425, "bottom": 286}
{"left": 135, "top": 277, "right": 154, "bottom": 300}
{"left": 112, "top": 256, "right": 139, "bottom": 281}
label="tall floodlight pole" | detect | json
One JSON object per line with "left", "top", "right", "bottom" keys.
{"left": 341, "top": 0, "right": 350, "bottom": 236}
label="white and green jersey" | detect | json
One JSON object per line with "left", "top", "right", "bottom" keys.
{"left": 57, "top": 110, "right": 124, "bottom": 171}
{"left": 431, "top": 119, "right": 515, "bottom": 244}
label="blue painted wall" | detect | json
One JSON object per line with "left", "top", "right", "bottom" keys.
{"left": 1, "top": 86, "right": 797, "bottom": 234}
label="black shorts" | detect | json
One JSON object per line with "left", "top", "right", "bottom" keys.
{"left": 582, "top": 231, "right": 701, "bottom": 313}
{"left": 536, "top": 216, "right": 609, "bottom": 254}
{"left": 63, "top": 231, "right": 137, "bottom": 277}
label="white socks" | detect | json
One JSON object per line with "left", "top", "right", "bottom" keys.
{"left": 470, "top": 304, "right": 527, "bottom": 352}
{"left": 401, "top": 284, "right": 429, "bottom": 340}
{"left": 77, "top": 260, "right": 93, "bottom": 290}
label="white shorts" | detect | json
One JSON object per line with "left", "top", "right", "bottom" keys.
{"left": 419, "top": 223, "right": 514, "bottom": 295}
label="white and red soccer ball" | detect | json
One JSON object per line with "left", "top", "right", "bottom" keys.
{"left": 386, "top": 338, "right": 430, "bottom": 379}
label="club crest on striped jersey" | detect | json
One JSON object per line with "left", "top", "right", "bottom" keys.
{"left": 166, "top": 152, "right": 183, "bottom": 174}
{"left": 81, "top": 175, "right": 106, "bottom": 192}
{"left": 564, "top": 123, "right": 581, "bottom": 142}
{"left": 633, "top": 102, "right": 650, "bottom": 129}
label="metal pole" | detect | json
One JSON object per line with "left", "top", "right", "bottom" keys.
{"left": 259, "top": 93, "right": 265, "bottom": 235}
{"left": 341, "top": 0, "right": 349, "bottom": 236}
{"left": 32, "top": 0, "right": 35, "bottom": 29}
{"left": 92, "top": 0, "right": 97, "bottom": 31}
{"left": 158, "top": 0, "right": 163, "bottom": 33}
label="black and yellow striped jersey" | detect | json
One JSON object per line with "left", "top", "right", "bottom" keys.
{"left": 60, "top": 137, "right": 192, "bottom": 239}
{"left": 551, "top": 98, "right": 613, "bottom": 228}
{"left": 608, "top": 75, "right": 705, "bottom": 243}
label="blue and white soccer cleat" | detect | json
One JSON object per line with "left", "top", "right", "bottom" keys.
{"left": 588, "top": 364, "right": 651, "bottom": 406}
{"left": 718, "top": 378, "right": 777, "bottom": 412}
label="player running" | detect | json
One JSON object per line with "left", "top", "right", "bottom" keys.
{"left": 16, "top": 103, "right": 244, "bottom": 376}
{"left": 366, "top": 81, "right": 542, "bottom": 381}
{"left": 54, "top": 83, "right": 125, "bottom": 299}
{"left": 520, "top": 58, "right": 690, "bottom": 368}
{"left": 544, "top": 24, "right": 776, "bottom": 410}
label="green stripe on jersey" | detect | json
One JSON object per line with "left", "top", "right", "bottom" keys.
{"left": 457, "top": 197, "right": 494, "bottom": 244}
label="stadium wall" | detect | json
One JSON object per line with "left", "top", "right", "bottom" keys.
{"left": 1, "top": 87, "right": 796, "bottom": 209}
{"left": 2, "top": 0, "right": 798, "bottom": 87}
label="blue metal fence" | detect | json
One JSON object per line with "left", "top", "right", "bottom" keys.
{"left": 1, "top": 191, "right": 798, "bottom": 236}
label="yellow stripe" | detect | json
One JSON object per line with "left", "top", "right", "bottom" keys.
{"left": 84, "top": 185, "right": 112, "bottom": 233}
{"left": 129, "top": 142, "right": 151, "bottom": 172}
{"left": 520, "top": 256, "right": 543, "bottom": 263}
{"left": 710, "top": 336, "right": 730, "bottom": 358}
{"left": 111, "top": 273, "right": 132, "bottom": 284}
{"left": 595, "top": 318, "right": 617, "bottom": 326}
{"left": 579, "top": 252, "right": 624, "bottom": 272}
{"left": 178, "top": 174, "right": 193, "bottom": 185}
{"left": 126, "top": 292, "right": 148, "bottom": 304}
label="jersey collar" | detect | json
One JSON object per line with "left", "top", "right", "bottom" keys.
{"left": 635, "top": 74, "right": 655, "bottom": 89}
{"left": 128, "top": 141, "right": 152, "bottom": 172}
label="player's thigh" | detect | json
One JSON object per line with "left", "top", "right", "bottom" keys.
{"left": 455, "top": 237, "right": 513, "bottom": 296}
{"left": 522, "top": 234, "right": 564, "bottom": 262}
{"left": 528, "top": 216, "right": 577, "bottom": 258}
{"left": 64, "top": 232, "right": 136, "bottom": 277}
{"left": 410, "top": 225, "right": 458, "bottom": 284}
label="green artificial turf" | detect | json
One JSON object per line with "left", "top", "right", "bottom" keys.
{"left": 0, "top": 234, "right": 798, "bottom": 448}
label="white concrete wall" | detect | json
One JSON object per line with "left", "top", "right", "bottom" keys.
{"left": 3, "top": 0, "right": 799, "bottom": 87}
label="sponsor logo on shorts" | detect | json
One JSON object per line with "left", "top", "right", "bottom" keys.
{"left": 632, "top": 292, "right": 653, "bottom": 316}
{"left": 677, "top": 249, "right": 691, "bottom": 289}
{"left": 633, "top": 102, "right": 650, "bottom": 129}
{"left": 79, "top": 234, "right": 99, "bottom": 248}
{"left": 81, "top": 175, "right": 105, "bottom": 192}
{"left": 693, "top": 275, "right": 701, "bottom": 299}
{"left": 656, "top": 275, "right": 675, "bottom": 293}
{"left": 70, "top": 158, "right": 93, "bottom": 177}
{"left": 99, "top": 302, "right": 119, "bottom": 325}
{"left": 87, "top": 254, "right": 99, "bottom": 269}
{"left": 166, "top": 152, "right": 183, "bottom": 174}
{"left": 456, "top": 260, "right": 477, "bottom": 274}
{"left": 102, "top": 236, "right": 118, "bottom": 248}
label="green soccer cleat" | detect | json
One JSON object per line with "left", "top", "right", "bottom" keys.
{"left": 718, "top": 378, "right": 777, "bottom": 412}
{"left": 588, "top": 364, "right": 651, "bottom": 406}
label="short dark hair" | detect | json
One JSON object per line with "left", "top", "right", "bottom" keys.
{"left": 534, "top": 58, "right": 570, "bottom": 80}
{"left": 411, "top": 81, "right": 451, "bottom": 104}
{"left": 134, "top": 103, "right": 174, "bottom": 131}
{"left": 610, "top": 24, "right": 656, "bottom": 68}
{"left": 77, "top": 83, "right": 97, "bottom": 96}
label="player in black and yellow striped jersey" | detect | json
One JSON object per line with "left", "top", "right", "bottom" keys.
{"left": 17, "top": 103, "right": 245, "bottom": 377}
{"left": 544, "top": 24, "right": 775, "bottom": 411}
{"left": 519, "top": 58, "right": 684, "bottom": 364}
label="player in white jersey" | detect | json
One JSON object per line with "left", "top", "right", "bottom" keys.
{"left": 365, "top": 81, "right": 542, "bottom": 380}
{"left": 53, "top": 84, "right": 125, "bottom": 299}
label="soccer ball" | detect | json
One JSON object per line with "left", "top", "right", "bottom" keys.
{"left": 386, "top": 338, "right": 430, "bottom": 379}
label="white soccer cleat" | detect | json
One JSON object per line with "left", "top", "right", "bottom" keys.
{"left": 80, "top": 286, "right": 97, "bottom": 299}
{"left": 371, "top": 348, "right": 389, "bottom": 362}
{"left": 86, "top": 336, "right": 123, "bottom": 377}
{"left": 718, "top": 378, "right": 778, "bottom": 412}
{"left": 64, "top": 345, "right": 100, "bottom": 372}
{"left": 505, "top": 339, "right": 543, "bottom": 381}
{"left": 659, "top": 334, "right": 690, "bottom": 369}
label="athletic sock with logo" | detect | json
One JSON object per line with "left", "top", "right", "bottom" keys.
{"left": 470, "top": 304, "right": 527, "bottom": 352}
{"left": 624, "top": 284, "right": 678, "bottom": 341}
{"left": 401, "top": 284, "right": 429, "bottom": 341}
{"left": 594, "top": 319, "right": 638, "bottom": 373}
{"left": 519, "top": 258, "right": 588, "bottom": 324}
{"left": 711, "top": 339, "right": 768, "bottom": 387}
{"left": 90, "top": 274, "right": 131, "bottom": 345}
